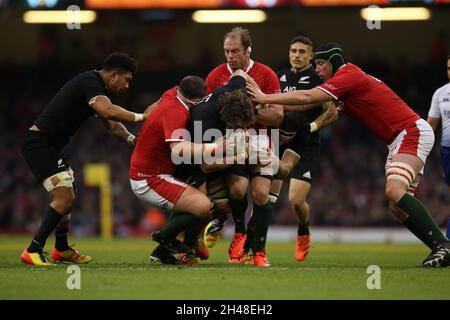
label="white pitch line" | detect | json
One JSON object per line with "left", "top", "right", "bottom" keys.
{"left": 0, "top": 267, "right": 290, "bottom": 271}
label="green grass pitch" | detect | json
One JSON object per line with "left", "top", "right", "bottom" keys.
{"left": 0, "top": 236, "right": 449, "bottom": 300}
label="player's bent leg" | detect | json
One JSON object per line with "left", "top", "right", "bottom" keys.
{"left": 49, "top": 186, "right": 75, "bottom": 217}
{"left": 289, "top": 179, "right": 311, "bottom": 225}
{"left": 386, "top": 154, "right": 449, "bottom": 266}
{"left": 227, "top": 174, "right": 249, "bottom": 200}
{"left": 47, "top": 187, "right": 92, "bottom": 264}
{"left": 251, "top": 175, "right": 270, "bottom": 205}
{"left": 248, "top": 175, "right": 273, "bottom": 267}
{"left": 289, "top": 178, "right": 312, "bottom": 261}
{"left": 222, "top": 173, "right": 249, "bottom": 260}
{"left": 227, "top": 173, "right": 249, "bottom": 234}
{"left": 22, "top": 182, "right": 76, "bottom": 266}
{"left": 155, "top": 187, "right": 212, "bottom": 251}
{"left": 174, "top": 186, "right": 212, "bottom": 218}
{"left": 203, "top": 177, "right": 231, "bottom": 248}
{"left": 274, "top": 149, "right": 300, "bottom": 180}
{"left": 130, "top": 176, "right": 212, "bottom": 254}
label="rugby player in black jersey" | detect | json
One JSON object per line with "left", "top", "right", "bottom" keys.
{"left": 271, "top": 36, "right": 338, "bottom": 261}
{"left": 20, "top": 53, "right": 152, "bottom": 266}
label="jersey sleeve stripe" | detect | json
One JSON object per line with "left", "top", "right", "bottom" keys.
{"left": 165, "top": 138, "right": 185, "bottom": 142}
{"left": 316, "top": 86, "right": 338, "bottom": 100}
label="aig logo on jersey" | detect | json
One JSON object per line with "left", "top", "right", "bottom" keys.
{"left": 283, "top": 86, "right": 297, "bottom": 92}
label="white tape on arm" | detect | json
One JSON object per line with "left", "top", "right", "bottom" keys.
{"left": 134, "top": 113, "right": 144, "bottom": 122}
{"left": 127, "top": 133, "right": 136, "bottom": 144}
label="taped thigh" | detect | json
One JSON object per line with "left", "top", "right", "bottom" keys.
{"left": 42, "top": 170, "right": 74, "bottom": 192}
{"left": 406, "top": 175, "right": 421, "bottom": 196}
{"left": 386, "top": 161, "right": 416, "bottom": 188}
{"left": 208, "top": 182, "right": 229, "bottom": 205}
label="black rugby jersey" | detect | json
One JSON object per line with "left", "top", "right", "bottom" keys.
{"left": 34, "top": 70, "right": 107, "bottom": 149}
{"left": 277, "top": 65, "right": 323, "bottom": 144}
{"left": 187, "top": 75, "right": 247, "bottom": 141}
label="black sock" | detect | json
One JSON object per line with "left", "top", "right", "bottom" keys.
{"left": 251, "top": 202, "right": 273, "bottom": 253}
{"left": 244, "top": 215, "right": 255, "bottom": 252}
{"left": 158, "top": 212, "right": 198, "bottom": 241}
{"left": 55, "top": 218, "right": 70, "bottom": 251}
{"left": 28, "top": 206, "right": 64, "bottom": 253}
{"left": 297, "top": 221, "right": 310, "bottom": 236}
{"left": 230, "top": 196, "right": 248, "bottom": 234}
{"left": 184, "top": 220, "right": 207, "bottom": 247}
{"left": 183, "top": 229, "right": 197, "bottom": 247}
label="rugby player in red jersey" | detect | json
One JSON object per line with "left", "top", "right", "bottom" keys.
{"left": 130, "top": 75, "right": 221, "bottom": 261}
{"left": 203, "top": 27, "right": 283, "bottom": 266}
{"left": 248, "top": 42, "right": 450, "bottom": 267}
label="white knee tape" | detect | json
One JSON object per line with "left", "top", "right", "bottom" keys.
{"left": 42, "top": 171, "right": 74, "bottom": 192}
{"left": 386, "top": 162, "right": 416, "bottom": 187}
{"left": 269, "top": 193, "right": 279, "bottom": 205}
{"left": 406, "top": 180, "right": 419, "bottom": 195}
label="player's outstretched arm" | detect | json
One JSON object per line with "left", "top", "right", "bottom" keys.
{"left": 248, "top": 82, "right": 331, "bottom": 107}
{"left": 99, "top": 118, "right": 136, "bottom": 145}
{"left": 90, "top": 95, "right": 144, "bottom": 122}
{"left": 284, "top": 102, "right": 322, "bottom": 112}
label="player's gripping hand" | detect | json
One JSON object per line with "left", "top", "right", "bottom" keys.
{"left": 246, "top": 78, "right": 266, "bottom": 104}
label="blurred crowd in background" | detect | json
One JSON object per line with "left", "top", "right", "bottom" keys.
{"left": 0, "top": 26, "right": 449, "bottom": 236}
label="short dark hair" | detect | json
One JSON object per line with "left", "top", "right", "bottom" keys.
{"left": 179, "top": 75, "right": 206, "bottom": 100}
{"left": 290, "top": 35, "right": 314, "bottom": 48}
{"left": 224, "top": 27, "right": 252, "bottom": 51}
{"left": 218, "top": 90, "right": 255, "bottom": 128}
{"left": 447, "top": 54, "right": 450, "bottom": 61}
{"left": 102, "top": 52, "right": 137, "bottom": 74}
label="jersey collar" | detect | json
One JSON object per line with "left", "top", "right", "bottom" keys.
{"left": 291, "top": 64, "right": 312, "bottom": 74}
{"left": 175, "top": 89, "right": 190, "bottom": 111}
{"left": 227, "top": 59, "right": 254, "bottom": 75}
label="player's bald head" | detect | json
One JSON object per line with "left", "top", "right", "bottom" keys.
{"left": 179, "top": 76, "right": 206, "bottom": 100}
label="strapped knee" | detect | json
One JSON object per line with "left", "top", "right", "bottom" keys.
{"left": 386, "top": 162, "right": 416, "bottom": 189}
{"left": 208, "top": 183, "right": 229, "bottom": 206}
{"left": 406, "top": 180, "right": 419, "bottom": 196}
{"left": 269, "top": 192, "right": 279, "bottom": 205}
{"left": 42, "top": 169, "right": 74, "bottom": 192}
